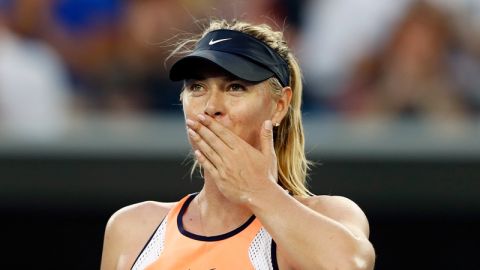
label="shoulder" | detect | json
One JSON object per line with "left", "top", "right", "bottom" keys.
{"left": 100, "top": 201, "right": 176, "bottom": 270}
{"left": 106, "top": 200, "right": 175, "bottom": 237}
{"left": 296, "top": 195, "right": 371, "bottom": 238}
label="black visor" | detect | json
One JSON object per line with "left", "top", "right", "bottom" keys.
{"left": 169, "top": 29, "right": 290, "bottom": 87}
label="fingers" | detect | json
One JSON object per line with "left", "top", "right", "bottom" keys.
{"left": 194, "top": 149, "right": 218, "bottom": 176}
{"left": 186, "top": 116, "right": 235, "bottom": 154}
{"left": 260, "top": 120, "right": 276, "bottom": 156}
{"left": 196, "top": 114, "right": 237, "bottom": 149}
{"left": 187, "top": 127, "right": 222, "bottom": 168}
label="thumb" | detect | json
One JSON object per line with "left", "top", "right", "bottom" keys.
{"left": 261, "top": 120, "right": 275, "bottom": 156}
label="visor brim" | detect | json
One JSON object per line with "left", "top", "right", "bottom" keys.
{"left": 169, "top": 50, "right": 274, "bottom": 82}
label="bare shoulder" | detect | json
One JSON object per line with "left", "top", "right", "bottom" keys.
{"left": 100, "top": 200, "right": 175, "bottom": 270}
{"left": 295, "top": 195, "right": 371, "bottom": 238}
{"left": 108, "top": 200, "right": 175, "bottom": 231}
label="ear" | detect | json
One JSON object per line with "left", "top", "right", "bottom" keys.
{"left": 272, "top": 86, "right": 292, "bottom": 124}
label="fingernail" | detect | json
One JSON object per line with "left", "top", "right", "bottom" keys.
{"left": 197, "top": 114, "right": 206, "bottom": 122}
{"left": 265, "top": 120, "right": 273, "bottom": 131}
{"left": 187, "top": 128, "right": 196, "bottom": 137}
{"left": 186, "top": 119, "right": 195, "bottom": 127}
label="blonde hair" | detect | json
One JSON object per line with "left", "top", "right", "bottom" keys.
{"left": 171, "top": 19, "right": 312, "bottom": 197}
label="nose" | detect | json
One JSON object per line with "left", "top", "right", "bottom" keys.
{"left": 204, "top": 90, "right": 225, "bottom": 118}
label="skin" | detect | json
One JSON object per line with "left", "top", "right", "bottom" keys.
{"left": 100, "top": 63, "right": 376, "bottom": 270}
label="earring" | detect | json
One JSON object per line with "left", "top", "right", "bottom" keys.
{"left": 274, "top": 122, "right": 280, "bottom": 127}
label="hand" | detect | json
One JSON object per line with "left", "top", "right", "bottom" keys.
{"left": 186, "top": 114, "right": 278, "bottom": 205}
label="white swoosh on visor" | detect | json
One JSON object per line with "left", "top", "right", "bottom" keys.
{"left": 208, "top": 38, "right": 232, "bottom": 45}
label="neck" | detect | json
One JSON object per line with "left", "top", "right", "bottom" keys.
{"left": 186, "top": 171, "right": 253, "bottom": 236}
{"left": 199, "top": 171, "right": 252, "bottom": 219}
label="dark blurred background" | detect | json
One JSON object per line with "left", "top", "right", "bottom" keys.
{"left": 1, "top": 0, "right": 479, "bottom": 269}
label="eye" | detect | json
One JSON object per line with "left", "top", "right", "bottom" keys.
{"left": 186, "top": 83, "right": 205, "bottom": 93}
{"left": 191, "top": 84, "right": 203, "bottom": 91}
{"left": 228, "top": 83, "right": 246, "bottom": 92}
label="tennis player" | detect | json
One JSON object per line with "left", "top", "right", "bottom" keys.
{"left": 100, "top": 19, "right": 375, "bottom": 270}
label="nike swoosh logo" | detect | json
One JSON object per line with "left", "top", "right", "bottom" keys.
{"left": 208, "top": 38, "right": 232, "bottom": 45}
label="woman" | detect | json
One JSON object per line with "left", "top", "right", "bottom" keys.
{"left": 100, "top": 19, "right": 375, "bottom": 270}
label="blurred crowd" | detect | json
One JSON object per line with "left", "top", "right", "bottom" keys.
{"left": 300, "top": 0, "right": 480, "bottom": 124}
{"left": 1, "top": 0, "right": 479, "bottom": 139}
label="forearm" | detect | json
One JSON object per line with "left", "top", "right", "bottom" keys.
{"left": 247, "top": 184, "right": 374, "bottom": 270}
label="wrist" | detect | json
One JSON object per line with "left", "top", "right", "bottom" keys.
{"left": 244, "top": 181, "right": 289, "bottom": 213}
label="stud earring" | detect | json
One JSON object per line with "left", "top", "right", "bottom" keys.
{"left": 274, "top": 122, "right": 280, "bottom": 127}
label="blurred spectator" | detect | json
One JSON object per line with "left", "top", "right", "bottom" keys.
{"left": 42, "top": 0, "right": 125, "bottom": 113}
{"left": 337, "top": 1, "right": 472, "bottom": 122}
{"left": 44, "top": 0, "right": 228, "bottom": 114}
{"left": 297, "top": 0, "right": 413, "bottom": 113}
{"left": 430, "top": 0, "right": 480, "bottom": 112}
{"left": 0, "top": 0, "right": 73, "bottom": 141}
{"left": 111, "top": 0, "right": 195, "bottom": 114}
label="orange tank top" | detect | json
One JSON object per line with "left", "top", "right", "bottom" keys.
{"left": 131, "top": 193, "right": 278, "bottom": 270}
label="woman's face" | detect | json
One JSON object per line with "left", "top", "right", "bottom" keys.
{"left": 182, "top": 63, "right": 281, "bottom": 151}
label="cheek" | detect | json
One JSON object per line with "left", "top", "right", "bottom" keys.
{"left": 229, "top": 101, "right": 271, "bottom": 146}
{"left": 182, "top": 97, "right": 202, "bottom": 119}
{"left": 182, "top": 100, "right": 197, "bottom": 146}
